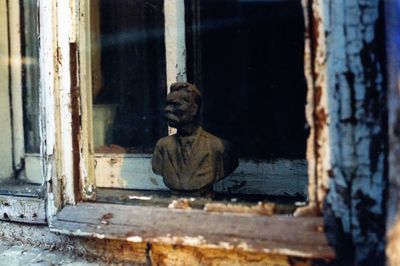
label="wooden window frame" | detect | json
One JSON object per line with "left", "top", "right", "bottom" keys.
{"left": 0, "top": 0, "right": 382, "bottom": 263}
{"left": 38, "top": 0, "right": 345, "bottom": 262}
{"left": 0, "top": 0, "right": 42, "bottom": 185}
{"left": 8, "top": 0, "right": 382, "bottom": 264}
{"left": 78, "top": 0, "right": 308, "bottom": 198}
{"left": 0, "top": 0, "right": 45, "bottom": 225}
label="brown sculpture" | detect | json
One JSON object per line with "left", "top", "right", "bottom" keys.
{"left": 152, "top": 82, "right": 238, "bottom": 195}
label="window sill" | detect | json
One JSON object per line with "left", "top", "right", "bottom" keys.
{"left": 49, "top": 203, "right": 335, "bottom": 260}
{"left": 0, "top": 195, "right": 46, "bottom": 224}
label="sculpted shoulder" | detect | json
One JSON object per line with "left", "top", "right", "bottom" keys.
{"left": 155, "top": 135, "right": 175, "bottom": 148}
{"left": 200, "top": 130, "right": 224, "bottom": 151}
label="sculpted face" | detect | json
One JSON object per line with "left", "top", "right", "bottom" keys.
{"left": 165, "top": 90, "right": 199, "bottom": 129}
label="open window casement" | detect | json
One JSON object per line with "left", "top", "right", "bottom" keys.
{"left": 0, "top": 0, "right": 41, "bottom": 187}
{"left": 78, "top": 0, "right": 309, "bottom": 201}
{"left": 0, "top": 0, "right": 44, "bottom": 224}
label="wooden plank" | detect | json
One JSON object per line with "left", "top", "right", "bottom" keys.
{"left": 0, "top": 195, "right": 46, "bottom": 224}
{"left": 51, "top": 203, "right": 335, "bottom": 259}
{"left": 0, "top": 0, "right": 13, "bottom": 180}
{"left": 95, "top": 155, "right": 307, "bottom": 196}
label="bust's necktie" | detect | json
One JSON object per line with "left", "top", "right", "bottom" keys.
{"left": 179, "top": 137, "right": 194, "bottom": 164}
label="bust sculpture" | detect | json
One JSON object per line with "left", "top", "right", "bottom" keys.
{"left": 152, "top": 82, "right": 238, "bottom": 195}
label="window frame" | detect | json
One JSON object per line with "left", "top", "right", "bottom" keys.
{"left": 77, "top": 0, "right": 309, "bottom": 198}
{"left": 0, "top": 0, "right": 385, "bottom": 263}
{"left": 41, "top": 0, "right": 319, "bottom": 206}
{"left": 38, "top": 0, "right": 334, "bottom": 261}
{"left": 0, "top": 0, "right": 42, "bottom": 184}
{"left": 0, "top": 0, "right": 45, "bottom": 225}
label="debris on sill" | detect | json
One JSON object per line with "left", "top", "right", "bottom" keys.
{"left": 100, "top": 212, "right": 113, "bottom": 225}
{"left": 204, "top": 201, "right": 276, "bottom": 215}
{"left": 168, "top": 199, "right": 192, "bottom": 210}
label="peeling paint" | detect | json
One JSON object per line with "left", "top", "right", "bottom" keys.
{"left": 308, "top": 0, "right": 386, "bottom": 264}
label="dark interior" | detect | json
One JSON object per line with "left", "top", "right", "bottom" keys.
{"left": 95, "top": 0, "right": 307, "bottom": 159}
{"left": 186, "top": 0, "right": 307, "bottom": 159}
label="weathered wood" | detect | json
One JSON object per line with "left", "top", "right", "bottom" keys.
{"left": 39, "top": 0, "right": 63, "bottom": 217}
{"left": 150, "top": 242, "right": 317, "bottom": 266}
{"left": 385, "top": 0, "right": 400, "bottom": 265}
{"left": 95, "top": 155, "right": 307, "bottom": 196}
{"left": 95, "top": 188, "right": 300, "bottom": 214}
{"left": 50, "top": 203, "right": 335, "bottom": 260}
{"left": 0, "top": 0, "right": 13, "bottom": 180}
{"left": 0, "top": 183, "right": 42, "bottom": 197}
{"left": 0, "top": 195, "right": 46, "bottom": 224}
{"left": 78, "top": 0, "right": 97, "bottom": 201}
{"left": 308, "top": 0, "right": 386, "bottom": 264}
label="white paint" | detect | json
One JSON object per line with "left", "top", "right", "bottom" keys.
{"left": 57, "top": 0, "right": 75, "bottom": 204}
{"left": 39, "top": 0, "right": 57, "bottom": 218}
{"left": 8, "top": 1, "right": 25, "bottom": 170}
{"left": 127, "top": 236, "right": 143, "bottom": 243}
{"left": 128, "top": 195, "right": 152, "bottom": 201}
{"left": 94, "top": 154, "right": 307, "bottom": 196}
{"left": 164, "top": 0, "right": 186, "bottom": 135}
{"left": 0, "top": 0, "right": 13, "bottom": 180}
{"left": 78, "top": 0, "right": 97, "bottom": 200}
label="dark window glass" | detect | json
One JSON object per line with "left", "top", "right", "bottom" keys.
{"left": 186, "top": 0, "right": 307, "bottom": 159}
{"left": 93, "top": 0, "right": 167, "bottom": 153}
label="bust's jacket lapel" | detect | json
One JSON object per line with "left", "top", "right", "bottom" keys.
{"left": 179, "top": 129, "right": 211, "bottom": 185}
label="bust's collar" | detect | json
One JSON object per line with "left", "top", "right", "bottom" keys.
{"left": 177, "top": 126, "right": 203, "bottom": 138}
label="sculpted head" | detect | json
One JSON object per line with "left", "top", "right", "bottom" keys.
{"left": 165, "top": 82, "right": 202, "bottom": 130}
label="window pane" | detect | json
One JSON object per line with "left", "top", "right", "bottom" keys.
{"left": 22, "top": 0, "right": 40, "bottom": 154}
{"left": 186, "top": 0, "right": 307, "bottom": 159}
{"left": 92, "top": 0, "right": 167, "bottom": 154}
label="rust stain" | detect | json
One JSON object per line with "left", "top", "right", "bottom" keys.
{"left": 69, "top": 42, "right": 82, "bottom": 201}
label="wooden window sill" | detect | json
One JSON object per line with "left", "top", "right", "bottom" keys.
{"left": 50, "top": 203, "right": 335, "bottom": 260}
{"left": 0, "top": 195, "right": 46, "bottom": 224}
